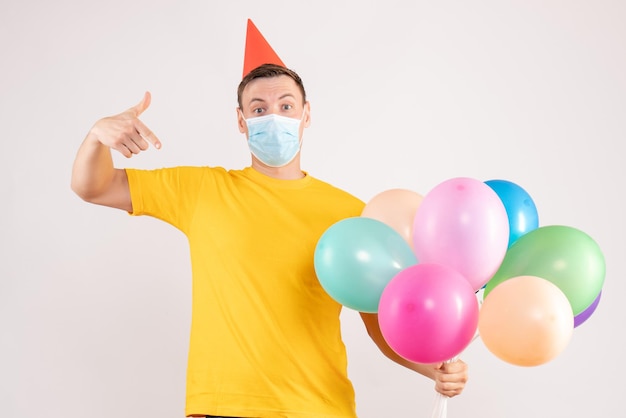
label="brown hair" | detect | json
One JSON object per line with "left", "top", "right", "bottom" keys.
{"left": 237, "top": 63, "right": 307, "bottom": 109}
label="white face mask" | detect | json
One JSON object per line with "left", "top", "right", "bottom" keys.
{"left": 242, "top": 111, "right": 305, "bottom": 167}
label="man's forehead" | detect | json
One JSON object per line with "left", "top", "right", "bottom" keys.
{"left": 242, "top": 76, "right": 301, "bottom": 100}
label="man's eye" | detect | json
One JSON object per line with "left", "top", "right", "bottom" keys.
{"left": 282, "top": 104, "right": 293, "bottom": 110}
{"left": 253, "top": 108, "right": 264, "bottom": 114}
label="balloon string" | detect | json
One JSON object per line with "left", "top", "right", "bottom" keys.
{"left": 430, "top": 392, "right": 448, "bottom": 418}
{"left": 429, "top": 356, "right": 456, "bottom": 418}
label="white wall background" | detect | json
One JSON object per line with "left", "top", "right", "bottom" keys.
{"left": 1, "top": 0, "right": 624, "bottom": 417}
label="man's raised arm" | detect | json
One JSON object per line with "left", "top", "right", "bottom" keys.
{"left": 70, "top": 92, "right": 161, "bottom": 212}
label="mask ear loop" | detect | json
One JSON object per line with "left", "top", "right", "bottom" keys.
{"left": 300, "top": 106, "right": 310, "bottom": 127}
{"left": 297, "top": 106, "right": 310, "bottom": 150}
{"left": 296, "top": 109, "right": 308, "bottom": 149}
{"left": 238, "top": 108, "right": 249, "bottom": 135}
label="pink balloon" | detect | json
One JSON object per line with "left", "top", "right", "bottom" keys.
{"left": 361, "top": 189, "right": 423, "bottom": 249}
{"left": 378, "top": 263, "right": 479, "bottom": 364}
{"left": 412, "top": 177, "right": 509, "bottom": 291}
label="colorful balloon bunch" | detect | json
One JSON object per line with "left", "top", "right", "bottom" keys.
{"left": 314, "top": 177, "right": 606, "bottom": 368}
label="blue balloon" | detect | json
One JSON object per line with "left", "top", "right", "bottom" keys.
{"left": 485, "top": 179, "right": 539, "bottom": 247}
{"left": 314, "top": 217, "right": 418, "bottom": 313}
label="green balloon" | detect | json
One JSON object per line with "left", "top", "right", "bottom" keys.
{"left": 314, "top": 217, "right": 418, "bottom": 313}
{"left": 484, "top": 225, "right": 605, "bottom": 315}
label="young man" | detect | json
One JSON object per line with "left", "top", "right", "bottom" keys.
{"left": 71, "top": 21, "right": 468, "bottom": 418}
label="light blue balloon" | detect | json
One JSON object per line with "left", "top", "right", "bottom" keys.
{"left": 314, "top": 217, "right": 418, "bottom": 313}
{"left": 485, "top": 179, "right": 539, "bottom": 247}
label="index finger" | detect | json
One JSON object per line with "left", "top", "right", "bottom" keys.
{"left": 135, "top": 119, "right": 162, "bottom": 149}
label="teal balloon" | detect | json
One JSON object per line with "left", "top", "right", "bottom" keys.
{"left": 484, "top": 225, "right": 605, "bottom": 315}
{"left": 314, "top": 217, "right": 418, "bottom": 313}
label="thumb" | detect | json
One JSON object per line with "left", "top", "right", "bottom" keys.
{"left": 128, "top": 91, "right": 152, "bottom": 117}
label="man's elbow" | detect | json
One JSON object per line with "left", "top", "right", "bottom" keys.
{"left": 70, "top": 178, "right": 97, "bottom": 203}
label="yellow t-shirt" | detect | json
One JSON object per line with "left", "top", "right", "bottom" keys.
{"left": 126, "top": 166, "right": 365, "bottom": 418}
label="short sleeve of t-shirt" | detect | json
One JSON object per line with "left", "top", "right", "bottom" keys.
{"left": 125, "top": 166, "right": 220, "bottom": 234}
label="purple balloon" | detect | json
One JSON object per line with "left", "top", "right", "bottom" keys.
{"left": 574, "top": 290, "right": 602, "bottom": 328}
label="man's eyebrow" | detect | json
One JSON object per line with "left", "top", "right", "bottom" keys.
{"left": 248, "top": 97, "right": 266, "bottom": 105}
{"left": 247, "top": 93, "right": 296, "bottom": 106}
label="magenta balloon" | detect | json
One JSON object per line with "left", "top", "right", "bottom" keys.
{"left": 378, "top": 263, "right": 479, "bottom": 364}
{"left": 574, "top": 290, "right": 601, "bottom": 328}
{"left": 412, "top": 177, "right": 509, "bottom": 291}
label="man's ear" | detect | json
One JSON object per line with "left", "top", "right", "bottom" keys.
{"left": 303, "top": 101, "right": 311, "bottom": 128}
{"left": 237, "top": 108, "right": 247, "bottom": 134}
